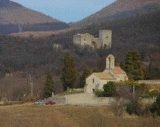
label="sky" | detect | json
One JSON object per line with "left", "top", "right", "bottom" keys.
{"left": 11, "top": 0, "right": 117, "bottom": 23}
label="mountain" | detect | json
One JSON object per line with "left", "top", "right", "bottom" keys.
{"left": 0, "top": 0, "right": 69, "bottom": 34}
{"left": 70, "top": 0, "right": 160, "bottom": 28}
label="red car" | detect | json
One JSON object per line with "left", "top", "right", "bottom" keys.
{"left": 45, "top": 101, "right": 56, "bottom": 105}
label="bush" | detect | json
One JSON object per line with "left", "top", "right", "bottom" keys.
{"left": 142, "top": 90, "right": 160, "bottom": 98}
{"left": 150, "top": 95, "right": 160, "bottom": 116}
{"left": 126, "top": 100, "right": 141, "bottom": 116}
{"left": 94, "top": 90, "right": 104, "bottom": 97}
{"left": 141, "top": 104, "right": 152, "bottom": 117}
{"left": 111, "top": 101, "right": 125, "bottom": 117}
{"left": 150, "top": 102, "right": 158, "bottom": 114}
{"left": 103, "top": 81, "right": 116, "bottom": 97}
{"left": 156, "top": 95, "right": 160, "bottom": 116}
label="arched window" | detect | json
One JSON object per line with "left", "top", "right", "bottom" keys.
{"left": 104, "top": 44, "right": 107, "bottom": 49}
{"left": 109, "top": 57, "right": 111, "bottom": 69}
{"left": 93, "top": 79, "right": 94, "bottom": 84}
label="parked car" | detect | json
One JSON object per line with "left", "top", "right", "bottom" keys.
{"left": 45, "top": 101, "right": 56, "bottom": 105}
{"left": 34, "top": 100, "right": 44, "bottom": 105}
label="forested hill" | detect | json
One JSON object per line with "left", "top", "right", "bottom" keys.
{"left": 0, "top": 0, "right": 69, "bottom": 34}
{"left": 0, "top": 10, "right": 160, "bottom": 98}
{"left": 70, "top": 0, "right": 160, "bottom": 28}
{"left": 0, "top": 10, "right": 160, "bottom": 76}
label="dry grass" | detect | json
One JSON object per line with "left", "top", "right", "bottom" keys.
{"left": 0, "top": 104, "right": 77, "bottom": 127}
{"left": 9, "top": 28, "right": 77, "bottom": 38}
{"left": 0, "top": 7, "right": 58, "bottom": 25}
{"left": 0, "top": 104, "right": 160, "bottom": 127}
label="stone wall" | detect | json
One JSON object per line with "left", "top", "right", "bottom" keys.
{"left": 43, "top": 93, "right": 157, "bottom": 106}
{"left": 137, "top": 80, "right": 160, "bottom": 84}
{"left": 65, "top": 93, "right": 116, "bottom": 106}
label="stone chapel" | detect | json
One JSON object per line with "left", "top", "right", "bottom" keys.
{"left": 84, "top": 54, "right": 128, "bottom": 93}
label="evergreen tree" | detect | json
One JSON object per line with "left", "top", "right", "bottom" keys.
{"left": 43, "top": 70, "right": 55, "bottom": 98}
{"left": 61, "top": 53, "right": 77, "bottom": 90}
{"left": 79, "top": 67, "right": 92, "bottom": 88}
{"left": 121, "top": 51, "right": 146, "bottom": 80}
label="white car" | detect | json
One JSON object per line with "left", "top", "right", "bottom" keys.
{"left": 34, "top": 100, "right": 44, "bottom": 105}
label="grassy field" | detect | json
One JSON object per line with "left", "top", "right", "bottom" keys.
{"left": 0, "top": 103, "right": 160, "bottom": 127}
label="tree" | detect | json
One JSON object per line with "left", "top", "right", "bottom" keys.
{"left": 79, "top": 67, "right": 92, "bottom": 88}
{"left": 97, "top": 56, "right": 106, "bottom": 71}
{"left": 121, "top": 51, "right": 146, "bottom": 80}
{"left": 61, "top": 53, "right": 77, "bottom": 90}
{"left": 43, "top": 70, "right": 55, "bottom": 98}
{"left": 103, "top": 81, "right": 116, "bottom": 97}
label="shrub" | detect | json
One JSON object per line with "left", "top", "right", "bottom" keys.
{"left": 142, "top": 90, "right": 160, "bottom": 98}
{"left": 103, "top": 81, "right": 116, "bottom": 97}
{"left": 150, "top": 95, "right": 160, "bottom": 116}
{"left": 94, "top": 90, "right": 104, "bottom": 97}
{"left": 150, "top": 102, "right": 158, "bottom": 114}
{"left": 141, "top": 104, "right": 152, "bottom": 117}
{"left": 156, "top": 95, "right": 160, "bottom": 116}
{"left": 126, "top": 100, "right": 141, "bottom": 116}
{"left": 111, "top": 101, "right": 125, "bottom": 117}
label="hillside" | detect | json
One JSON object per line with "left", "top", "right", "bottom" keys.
{"left": 70, "top": 0, "right": 160, "bottom": 28}
{"left": 0, "top": 10, "right": 160, "bottom": 98}
{"left": 1, "top": 10, "right": 160, "bottom": 76}
{"left": 0, "top": 0, "right": 69, "bottom": 34}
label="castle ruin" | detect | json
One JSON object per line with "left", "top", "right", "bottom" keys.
{"left": 73, "top": 30, "right": 112, "bottom": 49}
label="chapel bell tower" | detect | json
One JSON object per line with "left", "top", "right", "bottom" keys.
{"left": 106, "top": 54, "right": 115, "bottom": 69}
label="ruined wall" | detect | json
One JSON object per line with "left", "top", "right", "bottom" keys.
{"left": 73, "top": 33, "right": 94, "bottom": 47}
{"left": 73, "top": 34, "right": 81, "bottom": 45}
{"left": 80, "top": 33, "right": 93, "bottom": 46}
{"left": 73, "top": 30, "right": 112, "bottom": 49}
{"left": 92, "top": 38, "right": 103, "bottom": 49}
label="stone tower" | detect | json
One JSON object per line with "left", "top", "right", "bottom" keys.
{"left": 106, "top": 54, "right": 115, "bottom": 69}
{"left": 99, "top": 30, "right": 112, "bottom": 48}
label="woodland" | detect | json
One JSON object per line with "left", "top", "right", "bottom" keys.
{"left": 0, "top": 10, "right": 160, "bottom": 100}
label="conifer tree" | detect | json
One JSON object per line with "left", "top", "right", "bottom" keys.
{"left": 121, "top": 51, "right": 146, "bottom": 80}
{"left": 61, "top": 53, "right": 77, "bottom": 90}
{"left": 79, "top": 67, "right": 92, "bottom": 88}
{"left": 43, "top": 70, "right": 55, "bottom": 98}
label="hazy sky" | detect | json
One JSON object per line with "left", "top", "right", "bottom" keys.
{"left": 11, "top": 0, "right": 116, "bottom": 23}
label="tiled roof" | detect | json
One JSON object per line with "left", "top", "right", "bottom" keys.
{"left": 112, "top": 66, "right": 126, "bottom": 74}
{"left": 92, "top": 66, "right": 126, "bottom": 80}
{"left": 94, "top": 72, "right": 115, "bottom": 80}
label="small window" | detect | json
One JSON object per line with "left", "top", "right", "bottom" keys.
{"left": 93, "top": 79, "right": 94, "bottom": 84}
